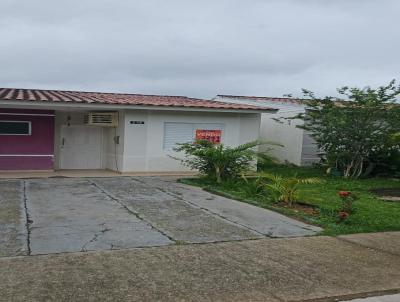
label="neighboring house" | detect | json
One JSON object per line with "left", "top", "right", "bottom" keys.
{"left": 213, "top": 95, "right": 320, "bottom": 166}
{"left": 0, "top": 88, "right": 276, "bottom": 172}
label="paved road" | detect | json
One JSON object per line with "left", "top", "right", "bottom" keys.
{"left": 0, "top": 233, "right": 399, "bottom": 302}
{"left": 0, "top": 177, "right": 320, "bottom": 256}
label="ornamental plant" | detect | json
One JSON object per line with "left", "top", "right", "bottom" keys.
{"left": 173, "top": 140, "right": 278, "bottom": 183}
{"left": 337, "top": 191, "right": 358, "bottom": 221}
{"left": 243, "top": 173, "right": 321, "bottom": 207}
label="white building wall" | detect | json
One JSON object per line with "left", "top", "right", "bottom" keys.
{"left": 120, "top": 110, "right": 261, "bottom": 172}
{"left": 104, "top": 110, "right": 125, "bottom": 172}
{"left": 54, "top": 110, "right": 124, "bottom": 171}
{"left": 260, "top": 110, "right": 304, "bottom": 165}
{"left": 213, "top": 96, "right": 320, "bottom": 166}
{"left": 301, "top": 130, "right": 320, "bottom": 166}
{"left": 54, "top": 109, "right": 261, "bottom": 172}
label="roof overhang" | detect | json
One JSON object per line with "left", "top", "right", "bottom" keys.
{"left": 0, "top": 100, "right": 278, "bottom": 114}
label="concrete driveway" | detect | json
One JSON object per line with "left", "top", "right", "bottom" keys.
{"left": 0, "top": 177, "right": 321, "bottom": 256}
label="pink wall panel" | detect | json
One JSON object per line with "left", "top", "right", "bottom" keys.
{"left": 0, "top": 157, "right": 54, "bottom": 170}
{"left": 0, "top": 109, "right": 55, "bottom": 170}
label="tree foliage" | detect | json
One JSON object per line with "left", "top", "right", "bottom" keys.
{"left": 299, "top": 80, "right": 400, "bottom": 178}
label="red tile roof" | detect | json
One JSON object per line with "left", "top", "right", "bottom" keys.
{"left": 216, "top": 95, "right": 304, "bottom": 105}
{"left": 0, "top": 88, "right": 274, "bottom": 111}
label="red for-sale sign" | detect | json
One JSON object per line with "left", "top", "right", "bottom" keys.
{"left": 195, "top": 129, "right": 222, "bottom": 143}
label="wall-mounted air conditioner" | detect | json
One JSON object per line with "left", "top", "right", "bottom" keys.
{"left": 84, "top": 112, "right": 119, "bottom": 127}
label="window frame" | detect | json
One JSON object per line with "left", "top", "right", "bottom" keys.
{"left": 0, "top": 120, "right": 32, "bottom": 136}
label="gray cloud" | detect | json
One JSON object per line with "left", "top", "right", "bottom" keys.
{"left": 0, "top": 0, "right": 399, "bottom": 98}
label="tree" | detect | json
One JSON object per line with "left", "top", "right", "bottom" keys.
{"left": 299, "top": 80, "right": 400, "bottom": 178}
{"left": 173, "top": 140, "right": 279, "bottom": 183}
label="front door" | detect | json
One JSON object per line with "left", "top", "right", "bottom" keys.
{"left": 59, "top": 125, "right": 103, "bottom": 169}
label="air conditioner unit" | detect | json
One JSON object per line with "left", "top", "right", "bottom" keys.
{"left": 84, "top": 112, "right": 118, "bottom": 127}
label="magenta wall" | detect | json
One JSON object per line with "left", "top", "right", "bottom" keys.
{"left": 0, "top": 109, "right": 55, "bottom": 170}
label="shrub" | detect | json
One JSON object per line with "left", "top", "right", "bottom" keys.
{"left": 244, "top": 173, "right": 321, "bottom": 207}
{"left": 173, "top": 140, "right": 276, "bottom": 183}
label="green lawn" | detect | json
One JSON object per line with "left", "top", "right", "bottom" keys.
{"left": 179, "top": 165, "right": 400, "bottom": 236}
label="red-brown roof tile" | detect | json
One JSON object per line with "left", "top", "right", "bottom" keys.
{"left": 0, "top": 88, "right": 274, "bottom": 111}
{"left": 216, "top": 94, "right": 304, "bottom": 105}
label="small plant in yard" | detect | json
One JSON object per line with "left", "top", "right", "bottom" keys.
{"left": 337, "top": 191, "right": 358, "bottom": 222}
{"left": 245, "top": 173, "right": 321, "bottom": 207}
{"left": 173, "top": 140, "right": 277, "bottom": 183}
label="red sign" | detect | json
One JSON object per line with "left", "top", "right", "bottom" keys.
{"left": 195, "top": 129, "right": 222, "bottom": 144}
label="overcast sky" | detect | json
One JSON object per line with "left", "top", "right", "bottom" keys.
{"left": 0, "top": 0, "right": 399, "bottom": 99}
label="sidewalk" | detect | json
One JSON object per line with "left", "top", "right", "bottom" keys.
{"left": 0, "top": 232, "right": 399, "bottom": 302}
{"left": 0, "top": 169, "right": 197, "bottom": 179}
{"left": 343, "top": 294, "right": 400, "bottom": 301}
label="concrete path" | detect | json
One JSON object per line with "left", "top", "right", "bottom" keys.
{"left": 140, "top": 177, "right": 322, "bottom": 237}
{"left": 0, "top": 177, "right": 320, "bottom": 256}
{"left": 0, "top": 233, "right": 399, "bottom": 302}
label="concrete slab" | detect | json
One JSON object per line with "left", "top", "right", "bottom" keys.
{"left": 139, "top": 177, "right": 322, "bottom": 237}
{"left": 0, "top": 235, "right": 399, "bottom": 302}
{"left": 0, "top": 180, "right": 27, "bottom": 257}
{"left": 93, "top": 177, "right": 262, "bottom": 243}
{"left": 338, "top": 232, "right": 400, "bottom": 256}
{"left": 1, "top": 176, "right": 321, "bottom": 257}
{"left": 27, "top": 178, "right": 173, "bottom": 254}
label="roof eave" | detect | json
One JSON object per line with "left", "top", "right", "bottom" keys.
{"left": 0, "top": 100, "right": 278, "bottom": 114}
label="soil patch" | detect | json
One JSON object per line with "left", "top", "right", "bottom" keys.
{"left": 370, "top": 188, "right": 400, "bottom": 202}
{"left": 273, "top": 202, "right": 319, "bottom": 216}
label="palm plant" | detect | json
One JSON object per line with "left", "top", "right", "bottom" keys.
{"left": 173, "top": 140, "right": 279, "bottom": 183}
{"left": 256, "top": 173, "right": 321, "bottom": 207}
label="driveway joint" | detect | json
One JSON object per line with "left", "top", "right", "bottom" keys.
{"left": 336, "top": 232, "right": 400, "bottom": 258}
{"left": 89, "top": 179, "right": 179, "bottom": 244}
{"left": 22, "top": 180, "right": 31, "bottom": 256}
{"left": 159, "top": 186, "right": 269, "bottom": 238}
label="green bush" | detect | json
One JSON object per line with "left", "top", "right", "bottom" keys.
{"left": 244, "top": 173, "right": 321, "bottom": 207}
{"left": 173, "top": 140, "right": 275, "bottom": 183}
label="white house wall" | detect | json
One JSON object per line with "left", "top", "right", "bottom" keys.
{"left": 212, "top": 96, "right": 320, "bottom": 166}
{"left": 301, "top": 130, "right": 320, "bottom": 165}
{"left": 120, "top": 110, "right": 261, "bottom": 172}
{"left": 53, "top": 109, "right": 261, "bottom": 172}
{"left": 260, "top": 110, "right": 304, "bottom": 165}
{"left": 103, "top": 110, "right": 125, "bottom": 172}
{"left": 54, "top": 111, "right": 124, "bottom": 170}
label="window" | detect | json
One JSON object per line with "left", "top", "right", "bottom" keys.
{"left": 0, "top": 121, "right": 31, "bottom": 135}
{"left": 163, "top": 122, "right": 224, "bottom": 151}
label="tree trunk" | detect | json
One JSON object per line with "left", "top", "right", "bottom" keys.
{"left": 362, "top": 162, "right": 375, "bottom": 177}
{"left": 344, "top": 162, "right": 353, "bottom": 178}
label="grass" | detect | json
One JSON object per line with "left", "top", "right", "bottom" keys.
{"left": 179, "top": 165, "right": 400, "bottom": 236}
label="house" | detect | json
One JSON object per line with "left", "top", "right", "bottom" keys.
{"left": 0, "top": 88, "right": 276, "bottom": 172}
{"left": 213, "top": 95, "right": 320, "bottom": 166}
